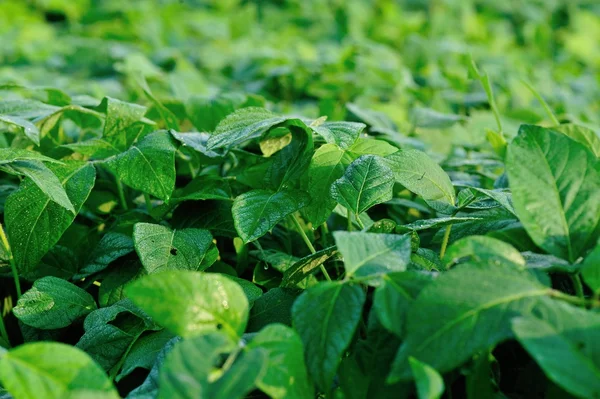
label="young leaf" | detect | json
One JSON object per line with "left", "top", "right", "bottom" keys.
{"left": 387, "top": 262, "right": 550, "bottom": 382}
{"left": 126, "top": 270, "right": 249, "bottom": 339}
{"left": 333, "top": 231, "right": 411, "bottom": 280}
{"left": 311, "top": 121, "right": 364, "bottom": 149}
{"left": 158, "top": 333, "right": 266, "bottom": 399}
{"left": 512, "top": 315, "right": 600, "bottom": 398}
{"left": 331, "top": 155, "right": 394, "bottom": 215}
{"left": 346, "top": 137, "right": 399, "bottom": 159}
{"left": 232, "top": 189, "right": 310, "bottom": 243}
{"left": 105, "top": 131, "right": 178, "bottom": 201}
{"left": 13, "top": 276, "right": 97, "bottom": 329}
{"left": 292, "top": 282, "right": 366, "bottom": 392}
{"left": 304, "top": 143, "right": 353, "bottom": 226}
{"left": 409, "top": 357, "right": 445, "bottom": 399}
{"left": 133, "top": 223, "right": 217, "bottom": 274}
{"left": 0, "top": 342, "right": 119, "bottom": 399}
{"left": 444, "top": 236, "right": 525, "bottom": 268}
{"left": 246, "top": 324, "right": 314, "bottom": 399}
{"left": 506, "top": 125, "right": 600, "bottom": 262}
{"left": 5, "top": 161, "right": 96, "bottom": 277}
{"left": 384, "top": 150, "right": 455, "bottom": 212}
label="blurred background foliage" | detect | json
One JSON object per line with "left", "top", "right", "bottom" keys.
{"left": 0, "top": 0, "right": 598, "bottom": 154}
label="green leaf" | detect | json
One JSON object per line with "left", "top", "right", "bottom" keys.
{"left": 553, "top": 124, "right": 600, "bottom": 157}
{"left": 13, "top": 276, "right": 97, "bottom": 329}
{"left": 384, "top": 150, "right": 455, "bottom": 212}
{"left": 506, "top": 125, "right": 600, "bottom": 262}
{"left": 247, "top": 288, "right": 300, "bottom": 332}
{"left": 246, "top": 324, "right": 314, "bottom": 399}
{"left": 126, "top": 270, "right": 249, "bottom": 339}
{"left": 512, "top": 315, "right": 600, "bottom": 398}
{"left": 3, "top": 160, "right": 74, "bottom": 213}
{"left": 76, "top": 299, "right": 158, "bottom": 372}
{"left": 333, "top": 231, "right": 411, "bottom": 280}
{"left": 185, "top": 92, "right": 247, "bottom": 132}
{"left": 99, "top": 97, "right": 149, "bottom": 150}
{"left": 411, "top": 107, "right": 465, "bottom": 129}
{"left": 282, "top": 246, "right": 339, "bottom": 288}
{"left": 170, "top": 131, "right": 221, "bottom": 158}
{"left": 331, "top": 155, "right": 394, "bottom": 215}
{"left": 387, "top": 262, "right": 550, "bottom": 382}
{"left": 137, "top": 76, "right": 180, "bottom": 130}
{"left": 133, "top": 223, "right": 217, "bottom": 274}
{"left": 0, "top": 342, "right": 118, "bottom": 399}
{"left": 5, "top": 161, "right": 96, "bottom": 277}
{"left": 105, "top": 131, "right": 178, "bottom": 201}
{"left": 311, "top": 121, "right": 364, "bottom": 149}
{"left": 76, "top": 231, "right": 135, "bottom": 278}
{"left": 304, "top": 143, "right": 353, "bottom": 226}
{"left": 116, "top": 329, "right": 175, "bottom": 382}
{"left": 158, "top": 333, "right": 266, "bottom": 399}
{"left": 582, "top": 243, "right": 600, "bottom": 293}
{"left": 292, "top": 282, "right": 366, "bottom": 392}
{"left": 126, "top": 337, "right": 179, "bottom": 399}
{"left": 232, "top": 189, "right": 311, "bottom": 243}
{"left": 373, "top": 272, "right": 435, "bottom": 337}
{"left": 444, "top": 236, "right": 525, "bottom": 268}
{"left": 409, "top": 357, "right": 445, "bottom": 399}
{"left": 0, "top": 148, "right": 61, "bottom": 165}
{"left": 346, "top": 137, "right": 399, "bottom": 159}
{"left": 206, "top": 107, "right": 290, "bottom": 150}
{"left": 0, "top": 115, "right": 40, "bottom": 145}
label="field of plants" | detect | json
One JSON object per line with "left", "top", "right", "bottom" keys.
{"left": 0, "top": 0, "right": 599, "bottom": 398}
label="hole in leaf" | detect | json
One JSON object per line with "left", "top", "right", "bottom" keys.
{"left": 216, "top": 323, "right": 223, "bottom": 330}
{"left": 170, "top": 247, "right": 178, "bottom": 255}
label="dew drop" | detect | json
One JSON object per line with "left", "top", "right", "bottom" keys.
{"left": 222, "top": 300, "right": 229, "bottom": 309}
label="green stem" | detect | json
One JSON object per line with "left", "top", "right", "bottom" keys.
{"left": 549, "top": 289, "right": 598, "bottom": 308}
{"left": 143, "top": 192, "right": 153, "bottom": 212}
{"left": 291, "top": 214, "right": 331, "bottom": 282}
{"left": 355, "top": 213, "right": 365, "bottom": 230}
{"left": 570, "top": 274, "right": 585, "bottom": 299}
{"left": 116, "top": 179, "right": 128, "bottom": 211}
{"left": 439, "top": 224, "right": 452, "bottom": 259}
{"left": 0, "top": 310, "right": 9, "bottom": 346}
{"left": 0, "top": 223, "right": 21, "bottom": 298}
{"left": 522, "top": 79, "right": 560, "bottom": 126}
{"left": 347, "top": 209, "right": 353, "bottom": 231}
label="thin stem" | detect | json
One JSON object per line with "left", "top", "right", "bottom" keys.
{"left": 522, "top": 79, "right": 560, "bottom": 126}
{"left": 0, "top": 311, "right": 9, "bottom": 346}
{"left": 549, "top": 289, "right": 599, "bottom": 308}
{"left": 439, "top": 224, "right": 452, "bottom": 259}
{"left": 569, "top": 274, "right": 585, "bottom": 299}
{"left": 355, "top": 213, "right": 365, "bottom": 230}
{"left": 291, "top": 214, "right": 331, "bottom": 282}
{"left": 347, "top": 209, "right": 353, "bottom": 231}
{"left": 116, "top": 179, "right": 128, "bottom": 211}
{"left": 143, "top": 192, "right": 153, "bottom": 212}
{"left": 0, "top": 223, "right": 21, "bottom": 298}
{"left": 291, "top": 214, "right": 316, "bottom": 254}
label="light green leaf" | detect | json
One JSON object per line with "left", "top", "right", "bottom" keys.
{"left": 170, "top": 131, "right": 221, "bottom": 158}
{"left": 246, "top": 324, "right": 314, "bottom": 399}
{"left": 409, "top": 357, "right": 445, "bottom": 399}
{"left": 292, "top": 282, "right": 366, "bottom": 392}
{"left": 133, "top": 223, "right": 217, "bottom": 274}
{"left": 126, "top": 270, "right": 249, "bottom": 339}
{"left": 444, "top": 236, "right": 525, "bottom": 268}
{"left": 387, "top": 262, "right": 549, "bottom": 382}
{"left": 412, "top": 107, "right": 465, "bottom": 129}
{"left": 582, "top": 243, "right": 600, "bottom": 293}
{"left": 506, "top": 125, "right": 600, "bottom": 262}
{"left": 0, "top": 342, "right": 118, "bottom": 399}
{"left": 304, "top": 144, "right": 353, "bottom": 226}
{"left": 346, "top": 137, "right": 399, "bottom": 159}
{"left": 3, "top": 160, "right": 74, "bottom": 213}
{"left": 0, "top": 148, "right": 61, "bottom": 165}
{"left": 331, "top": 155, "right": 394, "bottom": 215}
{"left": 206, "top": 107, "right": 289, "bottom": 150}
{"left": 384, "top": 150, "right": 455, "bottom": 212}
{"left": 512, "top": 315, "right": 600, "bottom": 398}
{"left": 13, "top": 276, "right": 97, "bottom": 329}
{"left": 373, "top": 272, "right": 435, "bottom": 337}
{"left": 260, "top": 128, "right": 292, "bottom": 157}
{"left": 105, "top": 131, "right": 178, "bottom": 201}
{"left": 311, "top": 121, "right": 364, "bottom": 149}
{"left": 334, "top": 231, "right": 411, "bottom": 280}
{"left": 0, "top": 115, "right": 40, "bottom": 144}
{"left": 232, "top": 189, "right": 310, "bottom": 243}
{"left": 553, "top": 124, "right": 600, "bottom": 157}
{"left": 5, "top": 162, "right": 96, "bottom": 277}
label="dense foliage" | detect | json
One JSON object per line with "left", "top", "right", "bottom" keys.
{"left": 1, "top": 1, "right": 600, "bottom": 398}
